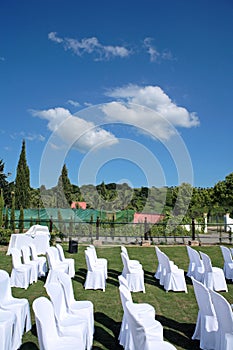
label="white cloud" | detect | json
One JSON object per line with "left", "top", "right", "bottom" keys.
{"left": 9, "top": 131, "right": 45, "bottom": 142}
{"left": 103, "top": 84, "right": 199, "bottom": 140}
{"left": 48, "top": 32, "right": 131, "bottom": 61}
{"left": 67, "top": 99, "right": 81, "bottom": 107}
{"left": 31, "top": 107, "right": 118, "bottom": 153}
{"left": 143, "top": 37, "right": 174, "bottom": 62}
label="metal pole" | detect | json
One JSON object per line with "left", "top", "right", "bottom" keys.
{"left": 192, "top": 218, "right": 195, "bottom": 241}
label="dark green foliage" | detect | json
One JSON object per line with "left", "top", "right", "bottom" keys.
{"left": 0, "top": 228, "right": 11, "bottom": 244}
{"left": 0, "top": 188, "right": 4, "bottom": 227}
{"left": 18, "top": 205, "right": 24, "bottom": 232}
{"left": 15, "top": 140, "right": 31, "bottom": 209}
{"left": 10, "top": 192, "right": 15, "bottom": 231}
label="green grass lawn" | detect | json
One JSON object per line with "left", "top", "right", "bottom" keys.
{"left": 1, "top": 244, "right": 233, "bottom": 350}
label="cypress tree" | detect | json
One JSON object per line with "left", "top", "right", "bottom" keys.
{"left": 0, "top": 188, "right": 4, "bottom": 227}
{"left": 5, "top": 206, "right": 9, "bottom": 229}
{"left": 61, "top": 164, "right": 73, "bottom": 205}
{"left": 15, "top": 140, "right": 31, "bottom": 209}
{"left": 10, "top": 191, "right": 15, "bottom": 232}
{"left": 18, "top": 205, "right": 24, "bottom": 232}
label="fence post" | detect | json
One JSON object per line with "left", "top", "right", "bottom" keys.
{"left": 191, "top": 218, "right": 195, "bottom": 241}
{"left": 49, "top": 216, "right": 53, "bottom": 233}
{"left": 96, "top": 216, "right": 100, "bottom": 240}
{"left": 144, "top": 217, "right": 149, "bottom": 240}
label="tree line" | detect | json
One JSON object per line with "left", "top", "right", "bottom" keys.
{"left": 1, "top": 140, "right": 233, "bottom": 223}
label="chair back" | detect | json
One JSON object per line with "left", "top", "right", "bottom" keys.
{"left": 11, "top": 248, "right": 23, "bottom": 268}
{"left": 45, "top": 282, "right": 67, "bottom": 323}
{"left": 119, "top": 284, "right": 133, "bottom": 312}
{"left": 209, "top": 289, "right": 233, "bottom": 335}
{"left": 56, "top": 244, "right": 65, "bottom": 261}
{"left": 0, "top": 270, "right": 12, "bottom": 304}
{"left": 29, "top": 243, "right": 38, "bottom": 260}
{"left": 57, "top": 271, "right": 76, "bottom": 307}
{"left": 120, "top": 252, "right": 130, "bottom": 274}
{"left": 118, "top": 275, "right": 129, "bottom": 288}
{"left": 191, "top": 277, "right": 216, "bottom": 316}
{"left": 88, "top": 245, "right": 98, "bottom": 261}
{"left": 21, "top": 245, "right": 32, "bottom": 264}
{"left": 46, "top": 247, "right": 59, "bottom": 269}
{"left": 220, "top": 245, "right": 233, "bottom": 263}
{"left": 121, "top": 246, "right": 129, "bottom": 258}
{"left": 191, "top": 248, "right": 203, "bottom": 268}
{"left": 199, "top": 252, "right": 213, "bottom": 273}
{"left": 125, "top": 300, "right": 147, "bottom": 350}
{"left": 33, "top": 297, "right": 59, "bottom": 350}
{"left": 160, "top": 252, "right": 172, "bottom": 274}
{"left": 85, "top": 250, "right": 95, "bottom": 271}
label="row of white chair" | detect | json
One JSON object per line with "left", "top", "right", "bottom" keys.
{"left": 33, "top": 270, "right": 94, "bottom": 349}
{"left": 120, "top": 245, "right": 145, "bottom": 293}
{"left": 191, "top": 276, "right": 233, "bottom": 350}
{"left": 10, "top": 244, "right": 47, "bottom": 289}
{"left": 220, "top": 245, "right": 233, "bottom": 280}
{"left": 186, "top": 246, "right": 228, "bottom": 292}
{"left": 154, "top": 246, "right": 187, "bottom": 292}
{"left": 46, "top": 244, "right": 75, "bottom": 278}
{"left": 118, "top": 275, "right": 177, "bottom": 349}
{"left": 0, "top": 269, "right": 31, "bottom": 350}
{"left": 84, "top": 245, "right": 108, "bottom": 291}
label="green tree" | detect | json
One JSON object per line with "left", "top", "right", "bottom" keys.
{"left": 10, "top": 191, "right": 15, "bottom": 231}
{"left": 15, "top": 140, "right": 31, "bottom": 209}
{"left": 18, "top": 205, "right": 24, "bottom": 232}
{"left": 0, "top": 188, "right": 4, "bottom": 227}
{"left": 61, "top": 164, "right": 73, "bottom": 205}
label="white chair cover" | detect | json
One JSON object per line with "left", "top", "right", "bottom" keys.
{"left": 191, "top": 277, "right": 218, "bottom": 349}
{"left": 21, "top": 245, "right": 38, "bottom": 283}
{"left": 120, "top": 252, "right": 145, "bottom": 293}
{"left": 10, "top": 248, "right": 33, "bottom": 289}
{"left": 118, "top": 274, "right": 130, "bottom": 288}
{"left": 33, "top": 297, "right": 85, "bottom": 350}
{"left": 154, "top": 246, "right": 163, "bottom": 282}
{"left": 56, "top": 244, "right": 75, "bottom": 278}
{"left": 48, "top": 270, "right": 94, "bottom": 349}
{"left": 0, "top": 270, "right": 31, "bottom": 350}
{"left": 88, "top": 245, "right": 108, "bottom": 279}
{"left": 0, "top": 309, "right": 15, "bottom": 350}
{"left": 161, "top": 252, "right": 187, "bottom": 293}
{"left": 121, "top": 246, "right": 141, "bottom": 268}
{"left": 46, "top": 246, "right": 69, "bottom": 274}
{"left": 84, "top": 250, "right": 106, "bottom": 291}
{"left": 200, "top": 251, "right": 228, "bottom": 292}
{"left": 220, "top": 246, "right": 233, "bottom": 280}
{"left": 186, "top": 246, "right": 205, "bottom": 282}
{"left": 29, "top": 243, "right": 47, "bottom": 277}
{"left": 45, "top": 282, "right": 88, "bottom": 349}
{"left": 209, "top": 289, "right": 233, "bottom": 350}
{"left": 125, "top": 301, "right": 177, "bottom": 350}
{"left": 118, "top": 284, "right": 156, "bottom": 349}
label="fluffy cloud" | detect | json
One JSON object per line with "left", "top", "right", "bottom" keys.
{"left": 48, "top": 32, "right": 131, "bottom": 61}
{"left": 103, "top": 84, "right": 199, "bottom": 140}
{"left": 143, "top": 37, "right": 174, "bottom": 62}
{"left": 31, "top": 107, "right": 118, "bottom": 152}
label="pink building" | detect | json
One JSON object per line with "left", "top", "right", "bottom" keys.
{"left": 70, "top": 201, "right": 87, "bottom": 209}
{"left": 133, "top": 212, "right": 164, "bottom": 224}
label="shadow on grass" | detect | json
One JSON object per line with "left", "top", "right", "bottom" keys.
{"left": 144, "top": 269, "right": 157, "bottom": 286}
{"left": 94, "top": 312, "right": 123, "bottom": 349}
{"left": 74, "top": 268, "right": 87, "bottom": 285}
{"left": 157, "top": 315, "right": 200, "bottom": 349}
{"left": 19, "top": 342, "right": 39, "bottom": 350}
{"left": 106, "top": 269, "right": 121, "bottom": 287}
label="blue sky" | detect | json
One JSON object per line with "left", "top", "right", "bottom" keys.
{"left": 1, "top": 0, "right": 233, "bottom": 190}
